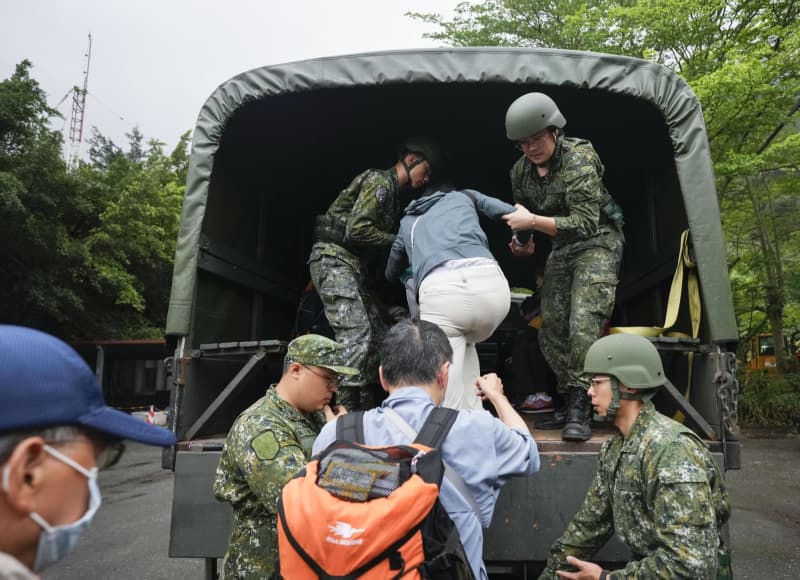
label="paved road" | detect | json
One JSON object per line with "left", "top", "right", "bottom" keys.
{"left": 725, "top": 432, "right": 800, "bottom": 579}
{"left": 46, "top": 444, "right": 204, "bottom": 580}
{"left": 45, "top": 432, "right": 799, "bottom": 579}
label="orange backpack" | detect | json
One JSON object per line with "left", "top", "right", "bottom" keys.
{"left": 276, "top": 407, "right": 475, "bottom": 579}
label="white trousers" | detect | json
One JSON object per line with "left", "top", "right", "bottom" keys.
{"left": 419, "top": 263, "right": 511, "bottom": 410}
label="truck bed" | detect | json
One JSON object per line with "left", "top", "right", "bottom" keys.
{"left": 170, "top": 416, "right": 723, "bottom": 565}
{"left": 174, "top": 418, "right": 618, "bottom": 452}
{"left": 174, "top": 416, "right": 720, "bottom": 453}
{"left": 524, "top": 415, "right": 616, "bottom": 453}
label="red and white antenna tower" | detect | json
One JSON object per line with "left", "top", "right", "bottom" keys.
{"left": 68, "top": 33, "right": 92, "bottom": 169}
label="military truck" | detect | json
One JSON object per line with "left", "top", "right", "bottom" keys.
{"left": 164, "top": 48, "right": 741, "bottom": 577}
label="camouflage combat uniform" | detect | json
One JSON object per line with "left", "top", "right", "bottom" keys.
{"left": 511, "top": 136, "right": 624, "bottom": 396}
{"left": 539, "top": 402, "right": 732, "bottom": 579}
{"left": 308, "top": 168, "right": 401, "bottom": 410}
{"left": 213, "top": 387, "right": 325, "bottom": 580}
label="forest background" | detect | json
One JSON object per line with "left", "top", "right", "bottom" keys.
{"left": 1, "top": 0, "right": 798, "bottom": 425}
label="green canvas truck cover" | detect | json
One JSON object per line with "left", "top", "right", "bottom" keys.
{"left": 166, "top": 47, "right": 737, "bottom": 342}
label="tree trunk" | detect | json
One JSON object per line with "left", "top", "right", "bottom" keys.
{"left": 748, "top": 177, "right": 788, "bottom": 373}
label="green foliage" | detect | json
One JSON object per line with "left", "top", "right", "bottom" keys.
{"left": 87, "top": 127, "right": 123, "bottom": 169}
{"left": 82, "top": 137, "right": 187, "bottom": 328}
{"left": 0, "top": 61, "right": 189, "bottom": 340}
{"left": 738, "top": 370, "right": 800, "bottom": 426}
{"left": 410, "top": 0, "right": 800, "bottom": 419}
{"left": 0, "top": 60, "right": 58, "bottom": 157}
{"left": 1, "top": 62, "right": 89, "bottom": 332}
{"left": 408, "top": 0, "right": 600, "bottom": 50}
{"left": 411, "top": 0, "right": 800, "bottom": 364}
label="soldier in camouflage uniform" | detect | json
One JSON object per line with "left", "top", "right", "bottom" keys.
{"left": 540, "top": 334, "right": 732, "bottom": 580}
{"left": 308, "top": 139, "right": 439, "bottom": 411}
{"left": 503, "top": 93, "right": 624, "bottom": 441}
{"left": 213, "top": 334, "right": 357, "bottom": 580}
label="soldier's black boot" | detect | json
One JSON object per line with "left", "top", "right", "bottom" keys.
{"left": 562, "top": 388, "right": 592, "bottom": 441}
{"left": 535, "top": 405, "right": 567, "bottom": 430}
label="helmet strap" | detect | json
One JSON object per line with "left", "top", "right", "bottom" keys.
{"left": 619, "top": 386, "right": 654, "bottom": 401}
{"left": 531, "top": 129, "right": 561, "bottom": 172}
{"left": 401, "top": 154, "right": 426, "bottom": 187}
{"left": 594, "top": 377, "right": 621, "bottom": 423}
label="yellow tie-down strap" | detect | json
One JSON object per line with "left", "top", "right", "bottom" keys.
{"left": 609, "top": 229, "right": 700, "bottom": 421}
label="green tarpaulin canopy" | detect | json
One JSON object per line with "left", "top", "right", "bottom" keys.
{"left": 166, "top": 47, "right": 736, "bottom": 343}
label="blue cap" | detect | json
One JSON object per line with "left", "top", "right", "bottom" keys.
{"left": 0, "top": 325, "right": 176, "bottom": 446}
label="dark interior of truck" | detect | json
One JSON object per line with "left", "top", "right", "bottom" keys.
{"left": 208, "top": 83, "right": 687, "bottom": 323}
{"left": 185, "top": 81, "right": 702, "bottom": 438}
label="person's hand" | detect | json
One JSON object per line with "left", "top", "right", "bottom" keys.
{"left": 555, "top": 556, "right": 604, "bottom": 579}
{"left": 503, "top": 203, "right": 535, "bottom": 231}
{"left": 508, "top": 235, "right": 535, "bottom": 257}
{"left": 475, "top": 373, "right": 505, "bottom": 403}
{"left": 324, "top": 405, "right": 348, "bottom": 422}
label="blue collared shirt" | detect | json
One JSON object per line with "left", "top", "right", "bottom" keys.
{"left": 312, "top": 387, "right": 540, "bottom": 579}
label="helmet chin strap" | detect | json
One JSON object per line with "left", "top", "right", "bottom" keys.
{"left": 533, "top": 129, "right": 561, "bottom": 170}
{"left": 594, "top": 377, "right": 621, "bottom": 423}
{"left": 620, "top": 387, "right": 657, "bottom": 402}
{"left": 401, "top": 159, "right": 413, "bottom": 185}
{"left": 596, "top": 379, "right": 657, "bottom": 423}
{"left": 401, "top": 154, "right": 426, "bottom": 187}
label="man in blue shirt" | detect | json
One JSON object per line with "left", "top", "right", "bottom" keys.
{"left": 313, "top": 319, "right": 540, "bottom": 580}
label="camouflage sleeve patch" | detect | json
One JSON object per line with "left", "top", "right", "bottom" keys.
{"left": 251, "top": 431, "right": 280, "bottom": 460}
{"left": 239, "top": 428, "right": 308, "bottom": 509}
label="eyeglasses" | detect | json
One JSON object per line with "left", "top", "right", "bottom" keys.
{"left": 515, "top": 129, "right": 552, "bottom": 151}
{"left": 46, "top": 438, "right": 126, "bottom": 470}
{"left": 301, "top": 364, "right": 345, "bottom": 390}
{"left": 96, "top": 440, "right": 126, "bottom": 470}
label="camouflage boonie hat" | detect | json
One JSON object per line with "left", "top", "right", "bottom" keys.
{"left": 286, "top": 334, "right": 359, "bottom": 377}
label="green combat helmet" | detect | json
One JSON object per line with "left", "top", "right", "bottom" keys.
{"left": 505, "top": 92, "right": 567, "bottom": 141}
{"left": 583, "top": 333, "right": 665, "bottom": 421}
{"left": 399, "top": 138, "right": 442, "bottom": 179}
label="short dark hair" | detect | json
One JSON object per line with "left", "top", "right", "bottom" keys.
{"left": 380, "top": 320, "right": 452, "bottom": 387}
{"left": 0, "top": 425, "right": 89, "bottom": 464}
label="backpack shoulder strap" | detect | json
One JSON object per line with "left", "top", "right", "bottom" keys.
{"left": 384, "top": 406, "right": 483, "bottom": 521}
{"left": 413, "top": 407, "right": 483, "bottom": 522}
{"left": 414, "top": 406, "right": 458, "bottom": 449}
{"left": 336, "top": 410, "right": 365, "bottom": 443}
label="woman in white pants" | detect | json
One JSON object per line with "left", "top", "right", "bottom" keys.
{"left": 386, "top": 186, "right": 517, "bottom": 409}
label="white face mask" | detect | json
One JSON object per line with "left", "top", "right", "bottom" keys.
{"left": 1, "top": 444, "right": 102, "bottom": 572}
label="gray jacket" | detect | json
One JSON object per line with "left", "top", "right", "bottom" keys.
{"left": 385, "top": 189, "right": 516, "bottom": 287}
